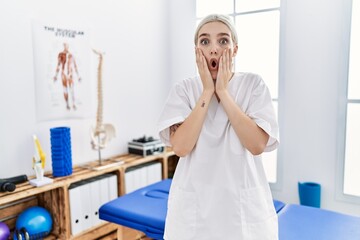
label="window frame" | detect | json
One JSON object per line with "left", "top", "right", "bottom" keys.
{"left": 335, "top": 0, "right": 360, "bottom": 204}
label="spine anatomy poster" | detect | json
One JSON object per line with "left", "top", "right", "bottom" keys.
{"left": 32, "top": 21, "right": 93, "bottom": 121}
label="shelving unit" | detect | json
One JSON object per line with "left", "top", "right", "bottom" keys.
{"left": 0, "top": 149, "right": 178, "bottom": 240}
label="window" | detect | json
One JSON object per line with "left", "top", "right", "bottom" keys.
{"left": 344, "top": 0, "right": 360, "bottom": 197}
{"left": 196, "top": 0, "right": 281, "bottom": 183}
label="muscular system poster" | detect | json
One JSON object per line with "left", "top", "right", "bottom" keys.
{"left": 32, "top": 20, "right": 93, "bottom": 121}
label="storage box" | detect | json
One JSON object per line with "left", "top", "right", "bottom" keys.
{"left": 128, "top": 138, "right": 165, "bottom": 157}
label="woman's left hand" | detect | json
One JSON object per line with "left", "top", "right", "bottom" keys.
{"left": 216, "top": 48, "right": 233, "bottom": 93}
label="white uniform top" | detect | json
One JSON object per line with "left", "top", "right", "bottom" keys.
{"left": 157, "top": 72, "right": 279, "bottom": 240}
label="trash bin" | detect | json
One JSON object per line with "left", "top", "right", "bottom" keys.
{"left": 298, "top": 182, "right": 321, "bottom": 208}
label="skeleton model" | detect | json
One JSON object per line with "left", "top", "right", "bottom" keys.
{"left": 90, "top": 49, "right": 116, "bottom": 163}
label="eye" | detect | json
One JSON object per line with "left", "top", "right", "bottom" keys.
{"left": 200, "top": 38, "right": 209, "bottom": 45}
{"left": 219, "top": 38, "right": 229, "bottom": 45}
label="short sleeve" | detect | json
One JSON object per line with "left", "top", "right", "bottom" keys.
{"left": 157, "top": 81, "right": 192, "bottom": 146}
{"left": 246, "top": 76, "right": 279, "bottom": 152}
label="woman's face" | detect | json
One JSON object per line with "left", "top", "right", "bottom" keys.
{"left": 197, "top": 21, "right": 238, "bottom": 80}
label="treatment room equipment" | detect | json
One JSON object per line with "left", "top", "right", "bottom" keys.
{"left": 99, "top": 179, "right": 360, "bottom": 240}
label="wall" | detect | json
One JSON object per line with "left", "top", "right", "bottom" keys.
{"left": 168, "top": 0, "right": 197, "bottom": 84}
{"left": 0, "top": 0, "right": 172, "bottom": 177}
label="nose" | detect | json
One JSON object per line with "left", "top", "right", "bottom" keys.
{"left": 210, "top": 45, "right": 218, "bottom": 55}
{"left": 210, "top": 49, "right": 218, "bottom": 55}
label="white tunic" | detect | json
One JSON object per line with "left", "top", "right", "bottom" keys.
{"left": 157, "top": 72, "right": 279, "bottom": 240}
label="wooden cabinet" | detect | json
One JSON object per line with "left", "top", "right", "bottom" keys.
{"left": 0, "top": 149, "right": 177, "bottom": 240}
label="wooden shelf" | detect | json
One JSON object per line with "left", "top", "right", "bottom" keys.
{"left": 0, "top": 149, "right": 177, "bottom": 240}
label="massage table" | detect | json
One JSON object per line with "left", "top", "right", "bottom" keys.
{"left": 99, "top": 179, "right": 286, "bottom": 239}
{"left": 99, "top": 179, "right": 171, "bottom": 239}
{"left": 99, "top": 179, "right": 360, "bottom": 239}
{"left": 278, "top": 203, "right": 360, "bottom": 240}
{"left": 273, "top": 199, "right": 286, "bottom": 213}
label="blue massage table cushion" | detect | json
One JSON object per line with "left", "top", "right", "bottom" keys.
{"left": 99, "top": 179, "right": 285, "bottom": 239}
{"left": 273, "top": 199, "right": 285, "bottom": 213}
{"left": 99, "top": 179, "right": 171, "bottom": 239}
{"left": 278, "top": 204, "right": 360, "bottom": 240}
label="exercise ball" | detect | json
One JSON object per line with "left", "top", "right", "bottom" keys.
{"left": 15, "top": 206, "right": 52, "bottom": 238}
{"left": 0, "top": 222, "right": 10, "bottom": 240}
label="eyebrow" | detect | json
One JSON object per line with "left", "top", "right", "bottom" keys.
{"left": 198, "top": 33, "right": 230, "bottom": 38}
{"left": 199, "top": 33, "right": 210, "bottom": 38}
{"left": 217, "top": 33, "right": 230, "bottom": 37}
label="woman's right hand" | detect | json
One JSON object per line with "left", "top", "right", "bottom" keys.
{"left": 195, "top": 47, "right": 215, "bottom": 93}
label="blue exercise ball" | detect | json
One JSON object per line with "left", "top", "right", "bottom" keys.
{"left": 0, "top": 222, "right": 10, "bottom": 240}
{"left": 15, "top": 206, "right": 52, "bottom": 238}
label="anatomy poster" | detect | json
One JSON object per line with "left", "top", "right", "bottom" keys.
{"left": 32, "top": 21, "right": 94, "bottom": 121}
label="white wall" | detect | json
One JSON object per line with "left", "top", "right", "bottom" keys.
{"left": 272, "top": 0, "right": 360, "bottom": 216}
{"left": 0, "top": 0, "right": 172, "bottom": 177}
{"left": 168, "top": 0, "right": 197, "bottom": 84}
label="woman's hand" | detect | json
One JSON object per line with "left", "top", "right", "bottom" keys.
{"left": 195, "top": 47, "right": 215, "bottom": 93}
{"left": 216, "top": 48, "right": 233, "bottom": 93}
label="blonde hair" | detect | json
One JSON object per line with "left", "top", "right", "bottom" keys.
{"left": 194, "top": 14, "right": 238, "bottom": 45}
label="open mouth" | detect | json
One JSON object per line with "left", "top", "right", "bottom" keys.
{"left": 209, "top": 58, "right": 218, "bottom": 70}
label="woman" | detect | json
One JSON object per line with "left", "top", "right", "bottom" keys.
{"left": 158, "top": 14, "right": 279, "bottom": 239}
